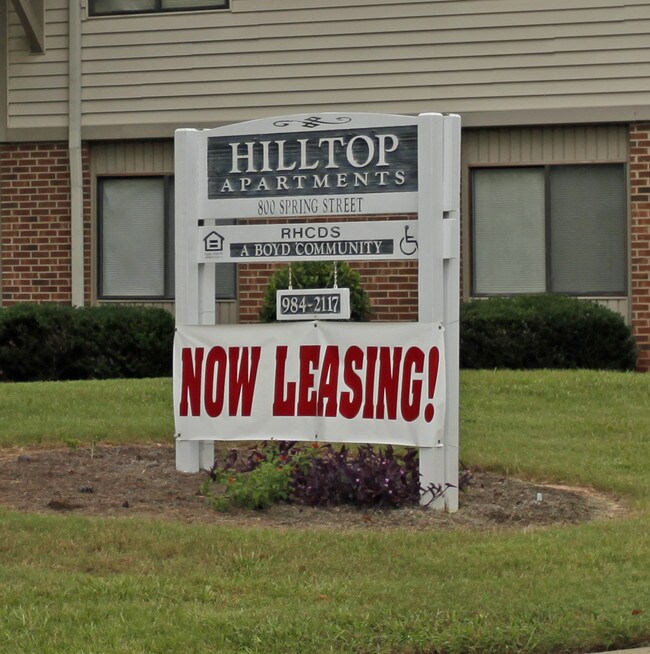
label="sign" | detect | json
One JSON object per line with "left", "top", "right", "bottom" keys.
{"left": 199, "top": 220, "right": 418, "bottom": 263}
{"left": 208, "top": 122, "right": 417, "bottom": 201}
{"left": 182, "top": 113, "right": 422, "bottom": 220}
{"left": 276, "top": 288, "right": 350, "bottom": 321}
{"left": 174, "top": 321, "right": 445, "bottom": 447}
{"left": 174, "top": 111, "right": 461, "bottom": 511}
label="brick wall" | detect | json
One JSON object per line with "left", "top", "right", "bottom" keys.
{"left": 630, "top": 124, "right": 650, "bottom": 371}
{"left": 2, "top": 136, "right": 647, "bottom": 371}
{"left": 0, "top": 143, "right": 91, "bottom": 305}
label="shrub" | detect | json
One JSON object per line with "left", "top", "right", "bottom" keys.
{"left": 290, "top": 443, "right": 426, "bottom": 508}
{"left": 0, "top": 303, "right": 174, "bottom": 381}
{"left": 203, "top": 441, "right": 453, "bottom": 510}
{"left": 259, "top": 261, "right": 372, "bottom": 322}
{"left": 460, "top": 294, "right": 637, "bottom": 370}
{"left": 207, "top": 458, "right": 294, "bottom": 511}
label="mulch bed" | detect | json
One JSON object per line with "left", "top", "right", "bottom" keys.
{"left": 0, "top": 443, "right": 626, "bottom": 530}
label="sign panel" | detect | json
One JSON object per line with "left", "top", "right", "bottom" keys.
{"left": 191, "top": 113, "right": 420, "bottom": 220}
{"left": 206, "top": 190, "right": 416, "bottom": 220}
{"left": 208, "top": 124, "right": 417, "bottom": 197}
{"left": 174, "top": 321, "right": 445, "bottom": 447}
{"left": 276, "top": 288, "right": 351, "bottom": 321}
{"left": 199, "top": 220, "right": 419, "bottom": 263}
{"left": 176, "top": 112, "right": 422, "bottom": 221}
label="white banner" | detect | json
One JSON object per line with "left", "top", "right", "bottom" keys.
{"left": 174, "top": 321, "right": 445, "bottom": 447}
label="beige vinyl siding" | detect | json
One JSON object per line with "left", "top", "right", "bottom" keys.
{"left": 6, "top": 0, "right": 650, "bottom": 139}
{"left": 463, "top": 125, "right": 628, "bottom": 166}
{"left": 80, "top": 0, "right": 650, "bottom": 130}
{"left": 1, "top": 7, "right": 7, "bottom": 143}
{"left": 6, "top": 2, "right": 69, "bottom": 133}
{"left": 461, "top": 124, "right": 630, "bottom": 319}
{"left": 92, "top": 140, "right": 175, "bottom": 175}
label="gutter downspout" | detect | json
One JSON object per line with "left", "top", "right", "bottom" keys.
{"left": 69, "top": 0, "right": 83, "bottom": 306}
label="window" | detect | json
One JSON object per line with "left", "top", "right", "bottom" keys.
{"left": 472, "top": 164, "right": 626, "bottom": 296}
{"left": 89, "top": 0, "right": 228, "bottom": 16}
{"left": 98, "top": 176, "right": 236, "bottom": 300}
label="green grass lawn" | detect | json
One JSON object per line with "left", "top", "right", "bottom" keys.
{"left": 0, "top": 377, "right": 173, "bottom": 445}
{"left": 0, "top": 371, "right": 648, "bottom": 654}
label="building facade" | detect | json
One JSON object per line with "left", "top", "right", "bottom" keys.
{"left": 1, "top": 0, "right": 649, "bottom": 369}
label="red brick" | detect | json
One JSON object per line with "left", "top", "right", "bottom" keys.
{"left": 630, "top": 125, "right": 650, "bottom": 370}
{"left": 1, "top": 142, "right": 91, "bottom": 306}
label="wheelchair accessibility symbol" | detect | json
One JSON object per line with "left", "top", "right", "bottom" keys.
{"left": 399, "top": 224, "right": 418, "bottom": 256}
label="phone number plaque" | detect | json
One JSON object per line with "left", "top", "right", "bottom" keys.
{"left": 276, "top": 288, "right": 351, "bottom": 321}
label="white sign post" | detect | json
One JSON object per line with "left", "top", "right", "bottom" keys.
{"left": 174, "top": 112, "right": 460, "bottom": 511}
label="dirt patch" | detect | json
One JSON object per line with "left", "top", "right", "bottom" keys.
{"left": 0, "top": 444, "right": 626, "bottom": 530}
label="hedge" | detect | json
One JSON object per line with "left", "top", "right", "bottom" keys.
{"left": 0, "top": 304, "right": 174, "bottom": 382}
{"left": 459, "top": 294, "right": 637, "bottom": 371}
{"left": 0, "top": 294, "right": 637, "bottom": 381}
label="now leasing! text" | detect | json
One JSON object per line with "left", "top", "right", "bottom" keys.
{"left": 178, "top": 344, "right": 440, "bottom": 423}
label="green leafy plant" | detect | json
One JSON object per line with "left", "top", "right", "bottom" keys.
{"left": 259, "top": 261, "right": 372, "bottom": 322}
{"left": 203, "top": 441, "right": 455, "bottom": 510}
{"left": 203, "top": 445, "right": 297, "bottom": 510}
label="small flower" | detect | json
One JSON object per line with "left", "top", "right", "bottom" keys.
{"left": 311, "top": 442, "right": 320, "bottom": 449}
{"left": 227, "top": 477, "right": 236, "bottom": 485}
